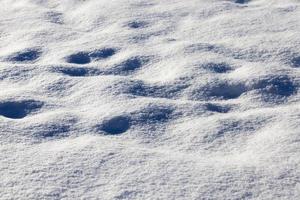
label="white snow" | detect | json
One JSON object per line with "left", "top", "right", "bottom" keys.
{"left": 0, "top": 0, "right": 300, "bottom": 199}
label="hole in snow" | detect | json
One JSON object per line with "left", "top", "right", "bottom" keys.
{"left": 205, "top": 103, "right": 231, "bottom": 113}
{"left": 251, "top": 75, "right": 297, "bottom": 102}
{"left": 202, "top": 62, "right": 233, "bottom": 73}
{"left": 234, "top": 0, "right": 249, "bottom": 4}
{"left": 133, "top": 105, "right": 174, "bottom": 124}
{"left": 39, "top": 124, "right": 71, "bottom": 138}
{"left": 99, "top": 116, "right": 130, "bottom": 135}
{"left": 291, "top": 56, "right": 300, "bottom": 68}
{"left": 122, "top": 79, "right": 187, "bottom": 99}
{"left": 65, "top": 52, "right": 91, "bottom": 64}
{"left": 0, "top": 100, "right": 43, "bottom": 119}
{"left": 89, "top": 48, "right": 117, "bottom": 60}
{"left": 108, "top": 56, "right": 149, "bottom": 75}
{"left": 56, "top": 67, "right": 101, "bottom": 77}
{"left": 7, "top": 49, "right": 42, "bottom": 63}
{"left": 196, "top": 82, "right": 246, "bottom": 100}
{"left": 58, "top": 67, "right": 89, "bottom": 77}
{"left": 33, "top": 118, "right": 76, "bottom": 139}
{"left": 65, "top": 48, "right": 117, "bottom": 64}
{"left": 128, "top": 21, "right": 148, "bottom": 29}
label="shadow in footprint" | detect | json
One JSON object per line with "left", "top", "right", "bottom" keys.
{"left": 7, "top": 49, "right": 42, "bottom": 63}
{"left": 58, "top": 67, "right": 89, "bottom": 77}
{"left": 202, "top": 63, "right": 232, "bottom": 73}
{"left": 89, "top": 48, "right": 116, "bottom": 60}
{"left": 0, "top": 100, "right": 43, "bottom": 119}
{"left": 26, "top": 117, "right": 77, "bottom": 141}
{"left": 193, "top": 75, "right": 297, "bottom": 102}
{"left": 109, "top": 56, "right": 149, "bottom": 75}
{"left": 205, "top": 103, "right": 231, "bottom": 113}
{"left": 252, "top": 75, "right": 297, "bottom": 101}
{"left": 65, "top": 52, "right": 91, "bottom": 64}
{"left": 121, "top": 57, "right": 144, "bottom": 70}
{"left": 96, "top": 105, "right": 176, "bottom": 137}
{"left": 128, "top": 21, "right": 148, "bottom": 29}
{"left": 123, "top": 80, "right": 188, "bottom": 99}
{"left": 98, "top": 116, "right": 130, "bottom": 135}
{"left": 185, "top": 43, "right": 216, "bottom": 53}
{"left": 56, "top": 67, "right": 101, "bottom": 77}
{"left": 193, "top": 81, "right": 246, "bottom": 101}
{"left": 39, "top": 124, "right": 71, "bottom": 138}
{"left": 235, "top": 0, "right": 249, "bottom": 4}
{"left": 291, "top": 56, "right": 300, "bottom": 68}
{"left": 133, "top": 105, "right": 174, "bottom": 125}
{"left": 65, "top": 48, "right": 117, "bottom": 64}
{"left": 210, "top": 83, "right": 246, "bottom": 99}
{"left": 129, "top": 104, "right": 178, "bottom": 138}
{"left": 34, "top": 119, "right": 76, "bottom": 139}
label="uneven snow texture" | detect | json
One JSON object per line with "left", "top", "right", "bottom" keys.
{"left": 1, "top": 0, "right": 300, "bottom": 199}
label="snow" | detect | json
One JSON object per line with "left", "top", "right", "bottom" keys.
{"left": 0, "top": 0, "right": 300, "bottom": 199}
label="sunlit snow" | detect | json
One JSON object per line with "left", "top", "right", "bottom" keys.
{"left": 0, "top": 0, "right": 300, "bottom": 199}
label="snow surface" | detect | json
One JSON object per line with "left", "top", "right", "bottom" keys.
{"left": 0, "top": 0, "right": 300, "bottom": 199}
